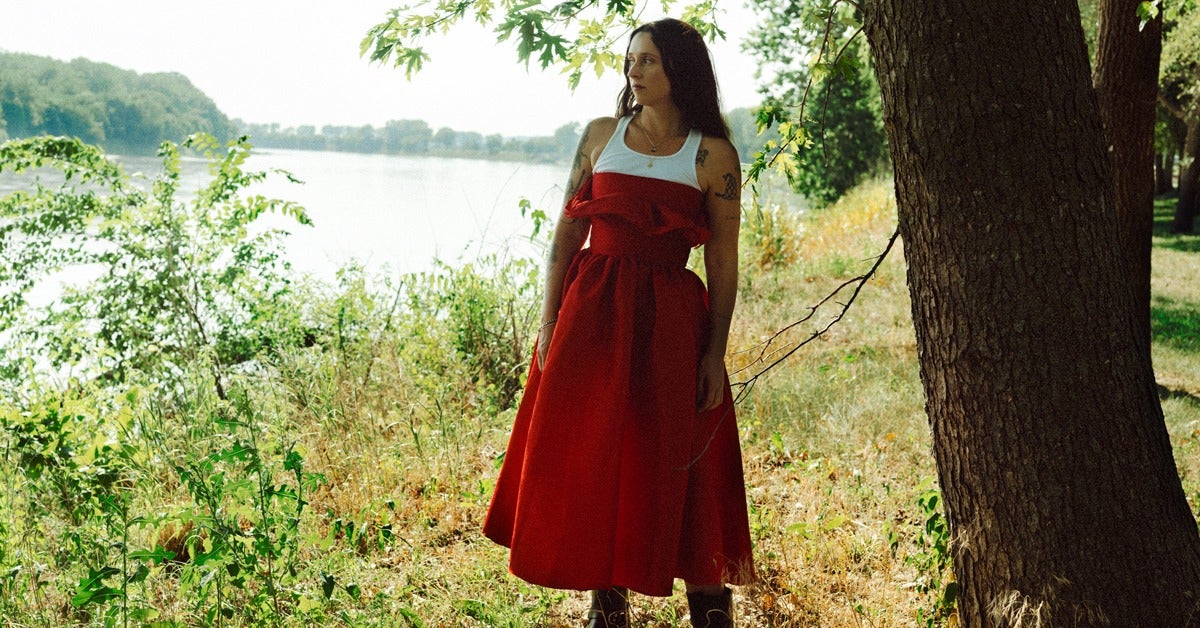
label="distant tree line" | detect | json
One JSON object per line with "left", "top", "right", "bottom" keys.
{"left": 0, "top": 49, "right": 804, "bottom": 175}
{"left": 0, "top": 52, "right": 234, "bottom": 154}
{"left": 239, "top": 109, "right": 771, "bottom": 167}
{"left": 236, "top": 119, "right": 587, "bottom": 164}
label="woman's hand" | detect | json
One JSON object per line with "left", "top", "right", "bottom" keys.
{"left": 537, "top": 321, "right": 556, "bottom": 371}
{"left": 696, "top": 349, "right": 727, "bottom": 411}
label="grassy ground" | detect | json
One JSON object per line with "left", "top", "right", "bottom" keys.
{"left": 1, "top": 183, "right": 1197, "bottom": 627}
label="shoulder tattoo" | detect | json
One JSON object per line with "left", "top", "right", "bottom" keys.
{"left": 695, "top": 147, "right": 709, "bottom": 166}
{"left": 715, "top": 172, "right": 739, "bottom": 201}
{"left": 564, "top": 124, "right": 592, "bottom": 200}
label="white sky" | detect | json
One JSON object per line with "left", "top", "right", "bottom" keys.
{"left": 0, "top": 1, "right": 763, "bottom": 137}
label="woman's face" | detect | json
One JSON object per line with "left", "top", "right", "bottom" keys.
{"left": 626, "top": 32, "right": 670, "bottom": 107}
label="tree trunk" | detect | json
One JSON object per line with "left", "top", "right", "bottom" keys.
{"left": 1173, "top": 114, "right": 1200, "bottom": 234}
{"left": 1093, "top": 0, "right": 1160, "bottom": 350}
{"left": 862, "top": 0, "right": 1200, "bottom": 625}
{"left": 1157, "top": 150, "right": 1175, "bottom": 195}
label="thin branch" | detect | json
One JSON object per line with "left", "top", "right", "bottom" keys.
{"left": 730, "top": 225, "right": 900, "bottom": 404}
{"left": 819, "top": 25, "right": 864, "bottom": 163}
{"left": 763, "top": 1, "right": 868, "bottom": 171}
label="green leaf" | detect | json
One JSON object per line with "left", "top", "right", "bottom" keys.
{"left": 1137, "top": 0, "right": 1160, "bottom": 22}
{"left": 128, "top": 548, "right": 176, "bottom": 563}
{"left": 456, "top": 598, "right": 491, "bottom": 620}
{"left": 284, "top": 449, "right": 304, "bottom": 472}
{"left": 941, "top": 581, "right": 960, "bottom": 607}
{"left": 71, "top": 566, "right": 122, "bottom": 607}
{"left": 126, "top": 564, "right": 151, "bottom": 585}
{"left": 822, "top": 514, "right": 847, "bottom": 531}
{"left": 398, "top": 607, "right": 424, "bottom": 627}
{"left": 321, "top": 572, "right": 336, "bottom": 599}
{"left": 71, "top": 585, "right": 124, "bottom": 608}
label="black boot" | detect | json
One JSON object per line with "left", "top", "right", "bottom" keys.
{"left": 686, "top": 587, "right": 734, "bottom": 628}
{"left": 587, "top": 587, "right": 628, "bottom": 628}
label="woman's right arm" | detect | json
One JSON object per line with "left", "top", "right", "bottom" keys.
{"left": 537, "top": 117, "right": 612, "bottom": 369}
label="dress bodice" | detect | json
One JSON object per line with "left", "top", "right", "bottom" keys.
{"left": 565, "top": 172, "right": 709, "bottom": 268}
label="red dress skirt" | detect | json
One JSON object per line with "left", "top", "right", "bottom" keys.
{"left": 483, "top": 172, "right": 755, "bottom": 596}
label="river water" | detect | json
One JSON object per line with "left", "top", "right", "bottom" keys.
{"left": 239, "top": 149, "right": 568, "bottom": 279}
{"left": 1, "top": 147, "right": 570, "bottom": 283}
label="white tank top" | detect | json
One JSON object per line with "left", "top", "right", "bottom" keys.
{"left": 593, "top": 115, "right": 703, "bottom": 191}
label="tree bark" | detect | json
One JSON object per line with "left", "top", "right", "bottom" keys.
{"left": 1173, "top": 114, "right": 1200, "bottom": 234}
{"left": 1093, "top": 0, "right": 1160, "bottom": 349}
{"left": 862, "top": 0, "right": 1200, "bottom": 624}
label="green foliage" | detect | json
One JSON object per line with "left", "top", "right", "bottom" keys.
{"left": 168, "top": 386, "right": 324, "bottom": 624}
{"left": 69, "top": 493, "right": 177, "bottom": 625}
{"left": 0, "top": 378, "right": 326, "bottom": 625}
{"left": 0, "top": 386, "right": 167, "bottom": 624}
{"left": 1159, "top": 0, "right": 1199, "bottom": 188}
{"left": 1139, "top": 0, "right": 1164, "bottom": 28}
{"left": 743, "top": 0, "right": 887, "bottom": 205}
{"left": 361, "top": 0, "right": 727, "bottom": 89}
{"left": 399, "top": 251, "right": 543, "bottom": 417}
{"left": 0, "top": 388, "right": 143, "bottom": 524}
{"left": 0, "top": 134, "right": 311, "bottom": 396}
{"left": 1079, "top": 0, "right": 1099, "bottom": 62}
{"left": 888, "top": 481, "right": 957, "bottom": 626}
{"left": 1162, "top": 0, "right": 1200, "bottom": 106}
{"left": 0, "top": 52, "right": 234, "bottom": 153}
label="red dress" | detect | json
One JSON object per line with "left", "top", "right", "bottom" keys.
{"left": 483, "top": 171, "right": 755, "bottom": 597}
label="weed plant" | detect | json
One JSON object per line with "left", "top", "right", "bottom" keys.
{"left": 0, "top": 135, "right": 1197, "bottom": 626}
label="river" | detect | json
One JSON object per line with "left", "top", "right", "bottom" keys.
{"left": 1, "top": 147, "right": 570, "bottom": 282}
{"left": 239, "top": 149, "right": 568, "bottom": 279}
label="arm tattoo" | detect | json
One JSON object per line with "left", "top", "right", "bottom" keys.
{"left": 715, "top": 172, "right": 739, "bottom": 201}
{"left": 695, "top": 147, "right": 709, "bottom": 166}
{"left": 563, "top": 124, "right": 592, "bottom": 203}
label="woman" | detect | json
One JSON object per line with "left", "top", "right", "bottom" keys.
{"left": 483, "top": 18, "right": 754, "bottom": 627}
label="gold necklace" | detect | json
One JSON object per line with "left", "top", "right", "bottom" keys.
{"left": 633, "top": 115, "right": 677, "bottom": 168}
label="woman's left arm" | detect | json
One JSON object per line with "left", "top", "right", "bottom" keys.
{"left": 697, "top": 138, "right": 742, "bottom": 411}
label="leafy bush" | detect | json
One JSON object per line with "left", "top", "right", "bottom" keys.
{"left": 0, "top": 134, "right": 311, "bottom": 396}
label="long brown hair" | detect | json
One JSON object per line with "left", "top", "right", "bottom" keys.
{"left": 616, "top": 18, "right": 731, "bottom": 141}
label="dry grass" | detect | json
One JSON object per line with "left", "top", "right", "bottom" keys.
{"left": 2, "top": 183, "right": 1198, "bottom": 627}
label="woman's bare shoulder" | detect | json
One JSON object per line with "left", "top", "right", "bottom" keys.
{"left": 695, "top": 135, "right": 740, "bottom": 179}
{"left": 583, "top": 116, "right": 619, "bottom": 143}
{"left": 586, "top": 116, "right": 620, "bottom": 131}
{"left": 697, "top": 135, "right": 738, "bottom": 163}
{"left": 580, "top": 117, "right": 620, "bottom": 160}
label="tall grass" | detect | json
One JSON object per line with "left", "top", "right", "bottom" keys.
{"left": 0, "top": 181, "right": 1197, "bottom": 626}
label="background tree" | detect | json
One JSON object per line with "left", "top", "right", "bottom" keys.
{"left": 723, "top": 107, "right": 764, "bottom": 160}
{"left": 433, "top": 126, "right": 458, "bottom": 150}
{"left": 862, "top": 0, "right": 1200, "bottom": 623}
{"left": 744, "top": 0, "right": 887, "bottom": 205}
{"left": 552, "top": 121, "right": 582, "bottom": 159}
{"left": 1092, "top": 0, "right": 1162, "bottom": 349}
{"left": 459, "top": 130, "right": 484, "bottom": 151}
{"left": 486, "top": 133, "right": 504, "bottom": 155}
{"left": 1161, "top": 1, "right": 1200, "bottom": 233}
{"left": 381, "top": 119, "right": 432, "bottom": 153}
{"left": 1157, "top": 105, "right": 1187, "bottom": 195}
{"left": 0, "top": 52, "right": 233, "bottom": 153}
